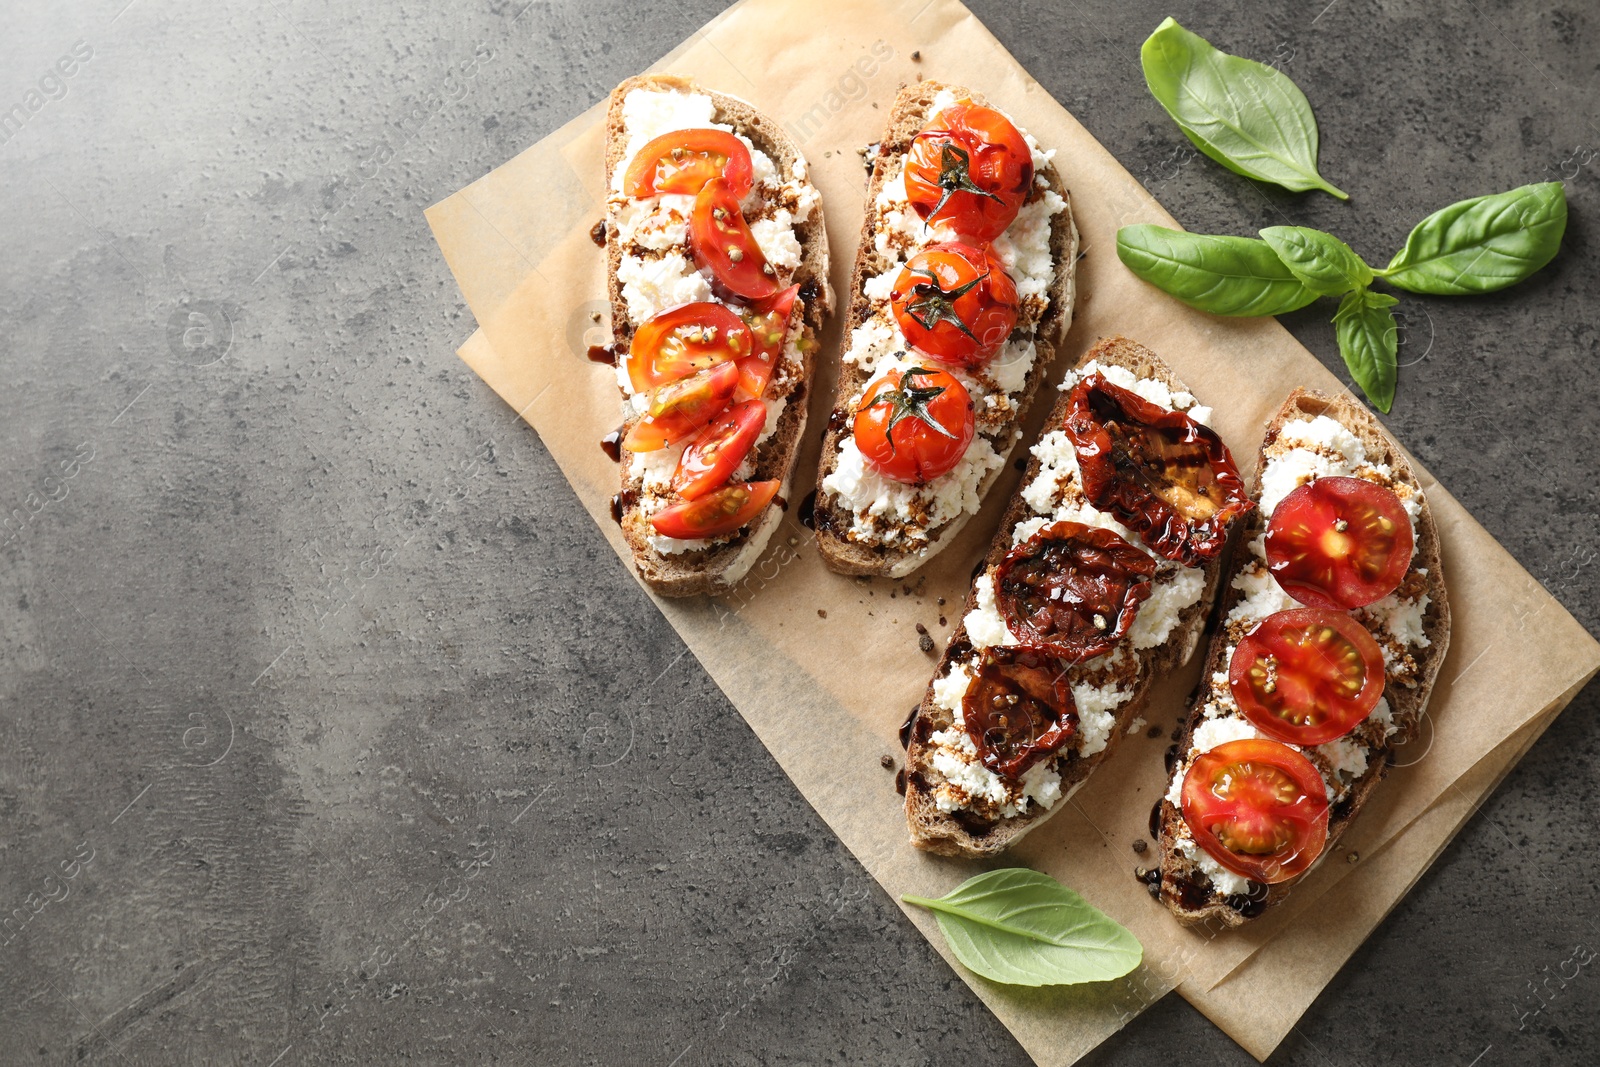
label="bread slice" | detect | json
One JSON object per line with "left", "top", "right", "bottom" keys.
{"left": 603, "top": 74, "right": 832, "bottom": 598}
{"left": 814, "top": 81, "right": 1078, "bottom": 579}
{"left": 904, "top": 337, "right": 1237, "bottom": 857}
{"left": 1155, "top": 389, "right": 1452, "bottom": 927}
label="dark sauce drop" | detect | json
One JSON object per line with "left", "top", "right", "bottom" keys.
{"left": 1164, "top": 742, "right": 1180, "bottom": 773}
{"left": 799, "top": 279, "right": 820, "bottom": 306}
{"left": 898, "top": 706, "right": 918, "bottom": 750}
{"left": 1224, "top": 883, "right": 1270, "bottom": 919}
{"left": 894, "top": 768, "right": 907, "bottom": 796}
{"left": 798, "top": 490, "right": 819, "bottom": 530}
{"left": 609, "top": 489, "right": 636, "bottom": 526}
{"left": 1170, "top": 875, "right": 1213, "bottom": 913}
{"left": 970, "top": 557, "right": 988, "bottom": 582}
{"left": 587, "top": 342, "right": 623, "bottom": 366}
{"left": 825, "top": 408, "right": 849, "bottom": 435}
{"left": 589, "top": 219, "right": 608, "bottom": 247}
{"left": 600, "top": 427, "right": 623, "bottom": 462}
{"left": 1148, "top": 798, "right": 1164, "bottom": 840}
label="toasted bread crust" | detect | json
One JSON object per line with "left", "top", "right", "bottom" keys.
{"left": 603, "top": 75, "right": 832, "bottom": 598}
{"left": 903, "top": 338, "right": 1228, "bottom": 857}
{"left": 814, "top": 81, "right": 1079, "bottom": 578}
{"left": 1156, "top": 389, "right": 1452, "bottom": 928}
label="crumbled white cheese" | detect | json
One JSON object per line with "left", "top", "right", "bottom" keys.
{"left": 963, "top": 573, "right": 1018, "bottom": 650}
{"left": 1176, "top": 837, "right": 1251, "bottom": 897}
{"left": 821, "top": 432, "right": 1006, "bottom": 547}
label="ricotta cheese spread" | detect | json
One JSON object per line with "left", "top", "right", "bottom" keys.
{"left": 605, "top": 87, "right": 819, "bottom": 558}
{"left": 820, "top": 90, "right": 1069, "bottom": 571}
{"left": 1164, "top": 414, "right": 1431, "bottom": 898}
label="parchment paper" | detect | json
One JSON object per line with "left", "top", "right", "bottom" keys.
{"left": 426, "top": 1, "right": 1600, "bottom": 1062}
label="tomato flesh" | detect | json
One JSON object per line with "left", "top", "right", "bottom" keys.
{"left": 650, "top": 480, "right": 778, "bottom": 541}
{"left": 1181, "top": 738, "right": 1329, "bottom": 885}
{"left": 625, "top": 302, "right": 752, "bottom": 393}
{"left": 890, "top": 243, "right": 1018, "bottom": 369}
{"left": 1266, "top": 476, "right": 1414, "bottom": 610}
{"left": 852, "top": 365, "right": 975, "bottom": 485}
{"left": 1230, "top": 608, "right": 1386, "bottom": 746}
{"left": 622, "top": 129, "right": 753, "bottom": 201}
{"left": 672, "top": 399, "right": 767, "bottom": 500}
{"left": 993, "top": 521, "right": 1156, "bottom": 662}
{"left": 904, "top": 103, "right": 1034, "bottom": 244}
{"left": 962, "top": 646, "right": 1077, "bottom": 778}
{"left": 622, "top": 360, "right": 740, "bottom": 452}
{"left": 734, "top": 285, "right": 799, "bottom": 401}
{"left": 689, "top": 178, "right": 781, "bottom": 301}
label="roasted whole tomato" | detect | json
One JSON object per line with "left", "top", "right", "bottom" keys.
{"left": 689, "top": 178, "right": 781, "bottom": 301}
{"left": 904, "top": 103, "right": 1034, "bottom": 244}
{"left": 622, "top": 129, "right": 754, "bottom": 201}
{"left": 625, "top": 302, "right": 752, "bottom": 393}
{"left": 621, "top": 360, "right": 740, "bottom": 452}
{"left": 1181, "top": 738, "right": 1330, "bottom": 885}
{"left": 650, "top": 479, "right": 779, "bottom": 540}
{"left": 1230, "top": 608, "right": 1386, "bottom": 746}
{"left": 993, "top": 521, "right": 1156, "bottom": 662}
{"left": 890, "top": 243, "right": 1018, "bottom": 369}
{"left": 962, "top": 645, "right": 1078, "bottom": 778}
{"left": 852, "top": 365, "right": 975, "bottom": 484}
{"left": 1265, "top": 476, "right": 1414, "bottom": 610}
{"left": 734, "top": 284, "right": 799, "bottom": 402}
{"left": 672, "top": 399, "right": 767, "bottom": 500}
{"left": 1063, "top": 374, "right": 1253, "bottom": 566}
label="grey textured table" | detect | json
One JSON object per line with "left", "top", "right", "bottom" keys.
{"left": 2, "top": 1, "right": 1596, "bottom": 1064}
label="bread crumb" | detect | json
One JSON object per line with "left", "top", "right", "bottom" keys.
{"left": 879, "top": 754, "right": 894, "bottom": 770}
{"left": 911, "top": 50, "right": 921, "bottom": 61}
{"left": 817, "top": 609, "right": 827, "bottom": 619}
{"left": 918, "top": 633, "right": 935, "bottom": 653}
{"left": 1147, "top": 724, "right": 1163, "bottom": 739}
{"left": 1132, "top": 840, "right": 1147, "bottom": 854}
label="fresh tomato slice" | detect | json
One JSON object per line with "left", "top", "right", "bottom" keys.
{"left": 904, "top": 102, "right": 1034, "bottom": 244}
{"left": 671, "top": 399, "right": 767, "bottom": 500}
{"left": 621, "top": 361, "right": 740, "bottom": 452}
{"left": 962, "top": 646, "right": 1077, "bottom": 778}
{"left": 1181, "top": 738, "right": 1329, "bottom": 885}
{"left": 621, "top": 128, "right": 754, "bottom": 201}
{"left": 650, "top": 479, "right": 778, "bottom": 540}
{"left": 890, "top": 243, "right": 1018, "bottom": 369}
{"left": 993, "top": 521, "right": 1157, "bottom": 662}
{"left": 1230, "top": 608, "right": 1386, "bottom": 746}
{"left": 734, "top": 285, "right": 799, "bottom": 401}
{"left": 625, "top": 302, "right": 752, "bottom": 393}
{"left": 689, "top": 178, "right": 781, "bottom": 301}
{"left": 1265, "top": 476, "right": 1414, "bottom": 610}
{"left": 852, "top": 365, "right": 975, "bottom": 485}
{"left": 1063, "top": 373, "right": 1253, "bottom": 566}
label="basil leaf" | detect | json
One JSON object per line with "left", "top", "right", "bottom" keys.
{"left": 1260, "top": 226, "right": 1373, "bottom": 296}
{"left": 1333, "top": 289, "right": 1400, "bottom": 413}
{"left": 903, "top": 869, "right": 1141, "bottom": 987}
{"left": 1377, "top": 182, "right": 1567, "bottom": 295}
{"left": 1116, "top": 224, "right": 1320, "bottom": 317}
{"left": 1141, "top": 17, "right": 1347, "bottom": 199}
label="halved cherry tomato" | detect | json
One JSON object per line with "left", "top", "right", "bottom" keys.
{"left": 962, "top": 646, "right": 1077, "bottom": 778}
{"left": 1181, "top": 738, "right": 1329, "bottom": 885}
{"left": 625, "top": 302, "right": 752, "bottom": 393}
{"left": 993, "top": 521, "right": 1156, "bottom": 662}
{"left": 672, "top": 399, "right": 767, "bottom": 500}
{"left": 689, "top": 178, "right": 780, "bottom": 301}
{"left": 1230, "top": 608, "right": 1386, "bottom": 747}
{"left": 734, "top": 285, "right": 799, "bottom": 401}
{"left": 890, "top": 243, "right": 1018, "bottom": 369}
{"left": 622, "top": 129, "right": 753, "bottom": 201}
{"left": 650, "top": 479, "right": 778, "bottom": 540}
{"left": 852, "top": 365, "right": 975, "bottom": 485}
{"left": 1063, "top": 374, "right": 1253, "bottom": 566}
{"left": 622, "top": 361, "right": 740, "bottom": 452}
{"left": 1265, "top": 476, "right": 1414, "bottom": 610}
{"left": 904, "top": 103, "right": 1034, "bottom": 244}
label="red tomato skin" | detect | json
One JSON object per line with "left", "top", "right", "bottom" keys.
{"left": 852, "top": 367, "right": 975, "bottom": 485}
{"left": 1265, "top": 476, "right": 1415, "bottom": 610}
{"left": 904, "top": 103, "right": 1033, "bottom": 244}
{"left": 622, "top": 361, "right": 740, "bottom": 452}
{"left": 1180, "top": 738, "right": 1330, "bottom": 885}
{"left": 1229, "top": 608, "right": 1387, "bottom": 746}
{"left": 625, "top": 302, "right": 752, "bottom": 393}
{"left": 890, "top": 243, "right": 1018, "bottom": 369}
{"left": 689, "top": 178, "right": 781, "bottom": 301}
{"left": 622, "top": 129, "right": 754, "bottom": 200}
{"left": 650, "top": 480, "right": 779, "bottom": 541}
{"left": 734, "top": 285, "right": 800, "bottom": 402}
{"left": 671, "top": 399, "right": 768, "bottom": 500}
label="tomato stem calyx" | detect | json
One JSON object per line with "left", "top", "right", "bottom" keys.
{"left": 904, "top": 266, "right": 985, "bottom": 342}
{"left": 875, "top": 367, "right": 959, "bottom": 450}
{"left": 930, "top": 141, "right": 1003, "bottom": 220}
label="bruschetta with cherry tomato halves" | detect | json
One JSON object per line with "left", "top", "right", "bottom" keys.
{"left": 904, "top": 337, "right": 1250, "bottom": 857}
{"left": 1155, "top": 389, "right": 1450, "bottom": 928}
{"left": 601, "top": 75, "right": 831, "bottom": 597}
{"left": 814, "top": 81, "right": 1078, "bottom": 579}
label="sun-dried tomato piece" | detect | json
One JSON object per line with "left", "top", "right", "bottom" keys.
{"left": 1063, "top": 374, "right": 1252, "bottom": 566}
{"left": 962, "top": 646, "right": 1078, "bottom": 779}
{"left": 993, "top": 521, "right": 1156, "bottom": 662}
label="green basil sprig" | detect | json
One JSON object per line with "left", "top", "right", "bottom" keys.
{"left": 1141, "top": 17, "right": 1347, "bottom": 200}
{"left": 1375, "top": 182, "right": 1568, "bottom": 295}
{"left": 1116, "top": 225, "right": 1318, "bottom": 317}
{"left": 903, "top": 868, "right": 1141, "bottom": 987}
{"left": 1260, "top": 226, "right": 1372, "bottom": 296}
{"left": 1333, "top": 289, "right": 1400, "bottom": 413}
